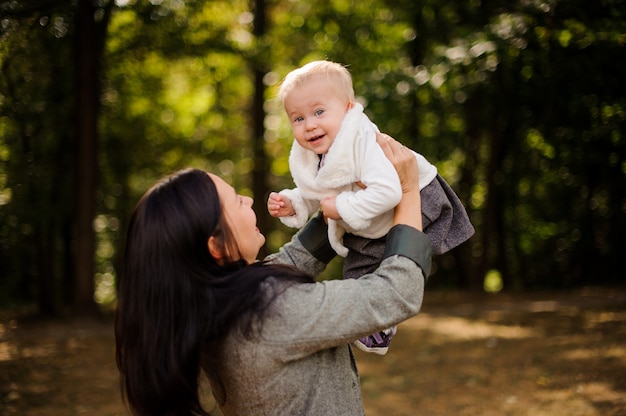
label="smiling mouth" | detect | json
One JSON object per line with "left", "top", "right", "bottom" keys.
{"left": 308, "top": 134, "right": 324, "bottom": 143}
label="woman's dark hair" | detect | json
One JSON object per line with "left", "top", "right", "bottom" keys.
{"left": 115, "top": 168, "right": 312, "bottom": 415}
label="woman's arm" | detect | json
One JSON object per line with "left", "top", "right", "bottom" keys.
{"left": 264, "top": 211, "right": 336, "bottom": 276}
{"left": 375, "top": 132, "right": 430, "bottom": 270}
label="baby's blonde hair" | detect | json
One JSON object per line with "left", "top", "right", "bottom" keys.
{"left": 278, "top": 60, "right": 355, "bottom": 106}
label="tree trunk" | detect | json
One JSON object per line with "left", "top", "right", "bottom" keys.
{"left": 250, "top": 0, "right": 272, "bottom": 259}
{"left": 73, "top": 0, "right": 99, "bottom": 315}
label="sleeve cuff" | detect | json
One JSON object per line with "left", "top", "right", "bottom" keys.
{"left": 383, "top": 224, "right": 432, "bottom": 276}
{"left": 297, "top": 212, "right": 337, "bottom": 263}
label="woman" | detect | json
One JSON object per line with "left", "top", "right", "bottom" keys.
{"left": 115, "top": 134, "right": 432, "bottom": 415}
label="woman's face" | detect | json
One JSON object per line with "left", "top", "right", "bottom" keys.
{"left": 209, "top": 173, "right": 265, "bottom": 263}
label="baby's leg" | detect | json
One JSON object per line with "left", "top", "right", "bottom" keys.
{"left": 342, "top": 233, "right": 386, "bottom": 280}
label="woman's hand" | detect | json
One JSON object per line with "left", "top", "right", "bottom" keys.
{"left": 375, "top": 133, "right": 419, "bottom": 192}
{"left": 320, "top": 196, "right": 341, "bottom": 220}
{"left": 376, "top": 132, "right": 422, "bottom": 231}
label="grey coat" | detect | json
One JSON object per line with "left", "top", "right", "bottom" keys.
{"left": 210, "top": 217, "right": 432, "bottom": 415}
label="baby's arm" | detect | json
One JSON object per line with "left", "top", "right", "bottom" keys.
{"left": 268, "top": 192, "right": 296, "bottom": 217}
{"left": 324, "top": 182, "right": 364, "bottom": 220}
{"left": 334, "top": 137, "right": 402, "bottom": 231}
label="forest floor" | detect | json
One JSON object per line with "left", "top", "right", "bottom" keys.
{"left": 1, "top": 286, "right": 626, "bottom": 416}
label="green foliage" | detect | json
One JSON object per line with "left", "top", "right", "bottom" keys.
{"left": 1, "top": 0, "right": 625, "bottom": 312}
{"left": 0, "top": 1, "right": 77, "bottom": 309}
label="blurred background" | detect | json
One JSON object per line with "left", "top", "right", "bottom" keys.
{"left": 0, "top": 0, "right": 624, "bottom": 318}
{"left": 1, "top": 1, "right": 625, "bottom": 415}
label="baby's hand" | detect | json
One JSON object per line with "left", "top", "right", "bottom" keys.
{"left": 320, "top": 196, "right": 341, "bottom": 221}
{"left": 268, "top": 192, "right": 295, "bottom": 217}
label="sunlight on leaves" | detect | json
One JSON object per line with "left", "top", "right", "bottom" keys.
{"left": 484, "top": 269, "right": 503, "bottom": 293}
{"left": 525, "top": 129, "right": 555, "bottom": 159}
{"left": 95, "top": 272, "right": 116, "bottom": 305}
{"left": 558, "top": 29, "right": 573, "bottom": 47}
{"left": 470, "top": 180, "right": 487, "bottom": 210}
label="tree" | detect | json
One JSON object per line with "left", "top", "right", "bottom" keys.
{"left": 0, "top": 0, "right": 111, "bottom": 314}
{"left": 249, "top": 0, "right": 272, "bottom": 258}
{"left": 74, "top": 0, "right": 112, "bottom": 314}
{"left": 1, "top": 0, "right": 80, "bottom": 313}
{"left": 1, "top": 0, "right": 625, "bottom": 315}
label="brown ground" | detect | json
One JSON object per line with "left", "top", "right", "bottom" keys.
{"left": 1, "top": 287, "right": 625, "bottom": 416}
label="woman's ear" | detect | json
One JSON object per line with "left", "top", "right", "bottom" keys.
{"left": 207, "top": 236, "right": 224, "bottom": 261}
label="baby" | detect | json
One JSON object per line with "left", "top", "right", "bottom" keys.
{"left": 268, "top": 60, "right": 474, "bottom": 354}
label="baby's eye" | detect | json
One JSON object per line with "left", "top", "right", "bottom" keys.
{"left": 315, "top": 109, "right": 324, "bottom": 116}
{"left": 294, "top": 116, "right": 304, "bottom": 123}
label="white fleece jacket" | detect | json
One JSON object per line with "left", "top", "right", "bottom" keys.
{"left": 279, "top": 103, "right": 438, "bottom": 256}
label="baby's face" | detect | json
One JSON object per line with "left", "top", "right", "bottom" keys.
{"left": 284, "top": 76, "right": 352, "bottom": 155}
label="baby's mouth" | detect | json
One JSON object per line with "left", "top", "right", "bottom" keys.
{"left": 308, "top": 134, "right": 324, "bottom": 143}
